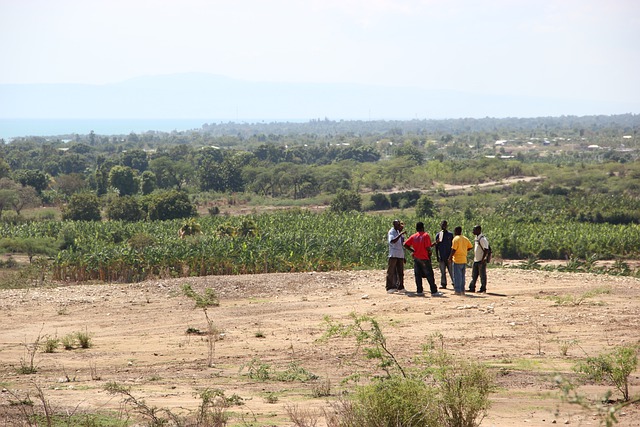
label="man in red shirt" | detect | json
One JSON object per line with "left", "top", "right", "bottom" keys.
{"left": 404, "top": 222, "right": 443, "bottom": 297}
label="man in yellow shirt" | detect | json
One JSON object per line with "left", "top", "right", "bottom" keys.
{"left": 449, "top": 226, "right": 472, "bottom": 296}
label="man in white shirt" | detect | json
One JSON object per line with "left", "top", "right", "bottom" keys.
{"left": 386, "top": 219, "right": 406, "bottom": 294}
{"left": 468, "top": 225, "right": 489, "bottom": 293}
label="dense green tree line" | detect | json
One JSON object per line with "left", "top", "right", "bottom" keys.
{"left": 0, "top": 115, "right": 638, "bottom": 224}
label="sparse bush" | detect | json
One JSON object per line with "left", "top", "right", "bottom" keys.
{"left": 338, "top": 376, "right": 439, "bottom": 427}
{"left": 320, "top": 314, "right": 494, "bottom": 427}
{"left": 265, "top": 392, "right": 279, "bottom": 404}
{"left": 182, "top": 284, "right": 219, "bottom": 308}
{"left": 241, "top": 358, "right": 272, "bottom": 381}
{"left": 311, "top": 378, "right": 332, "bottom": 398}
{"left": 104, "top": 381, "right": 177, "bottom": 426}
{"left": 76, "top": 330, "right": 93, "bottom": 349}
{"left": 18, "top": 334, "right": 43, "bottom": 375}
{"left": 42, "top": 336, "right": 59, "bottom": 353}
{"left": 557, "top": 339, "right": 578, "bottom": 357}
{"left": 182, "top": 284, "right": 221, "bottom": 367}
{"left": 575, "top": 343, "right": 639, "bottom": 401}
{"left": 428, "top": 351, "right": 494, "bottom": 427}
{"left": 193, "top": 388, "right": 230, "bottom": 426}
{"left": 61, "top": 333, "right": 76, "bottom": 350}
{"left": 286, "top": 403, "right": 321, "bottom": 427}
{"left": 276, "top": 362, "right": 319, "bottom": 382}
{"left": 546, "top": 286, "right": 610, "bottom": 306}
{"left": 555, "top": 375, "right": 637, "bottom": 427}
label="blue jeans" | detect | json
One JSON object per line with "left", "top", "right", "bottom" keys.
{"left": 453, "top": 263, "right": 466, "bottom": 294}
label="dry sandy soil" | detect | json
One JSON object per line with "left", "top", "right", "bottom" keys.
{"left": 1, "top": 267, "right": 639, "bottom": 426}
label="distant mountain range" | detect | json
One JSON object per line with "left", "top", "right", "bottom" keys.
{"left": 1, "top": 73, "right": 637, "bottom": 120}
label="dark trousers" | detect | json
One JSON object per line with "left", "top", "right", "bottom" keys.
{"left": 468, "top": 261, "right": 487, "bottom": 292}
{"left": 386, "top": 257, "right": 404, "bottom": 291}
{"left": 438, "top": 259, "right": 454, "bottom": 287}
{"left": 413, "top": 258, "right": 438, "bottom": 294}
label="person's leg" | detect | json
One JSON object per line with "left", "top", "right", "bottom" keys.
{"left": 438, "top": 260, "right": 447, "bottom": 288}
{"left": 446, "top": 260, "right": 454, "bottom": 283}
{"left": 453, "top": 263, "right": 464, "bottom": 293}
{"left": 386, "top": 258, "right": 399, "bottom": 291}
{"left": 413, "top": 259, "right": 424, "bottom": 294}
{"left": 425, "top": 261, "right": 438, "bottom": 294}
{"left": 478, "top": 261, "right": 487, "bottom": 292}
{"left": 395, "top": 258, "right": 405, "bottom": 290}
{"left": 468, "top": 262, "right": 479, "bottom": 292}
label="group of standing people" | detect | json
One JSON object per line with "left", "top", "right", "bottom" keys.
{"left": 386, "top": 219, "right": 490, "bottom": 297}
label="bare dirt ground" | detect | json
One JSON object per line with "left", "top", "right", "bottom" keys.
{"left": 1, "top": 268, "right": 639, "bottom": 426}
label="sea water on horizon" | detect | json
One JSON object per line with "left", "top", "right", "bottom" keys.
{"left": 0, "top": 118, "right": 213, "bottom": 141}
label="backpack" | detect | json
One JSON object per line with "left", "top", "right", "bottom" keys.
{"left": 479, "top": 234, "right": 492, "bottom": 263}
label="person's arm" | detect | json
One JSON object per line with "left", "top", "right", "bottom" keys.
{"left": 480, "top": 237, "right": 489, "bottom": 262}
{"left": 390, "top": 230, "right": 405, "bottom": 243}
{"left": 403, "top": 236, "right": 414, "bottom": 257}
{"left": 449, "top": 239, "right": 457, "bottom": 262}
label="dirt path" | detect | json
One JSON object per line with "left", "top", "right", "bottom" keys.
{"left": 1, "top": 268, "right": 639, "bottom": 426}
{"left": 438, "top": 176, "right": 543, "bottom": 192}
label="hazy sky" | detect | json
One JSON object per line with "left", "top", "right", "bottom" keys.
{"left": 1, "top": 0, "right": 639, "bottom": 106}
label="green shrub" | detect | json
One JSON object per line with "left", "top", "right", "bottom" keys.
{"left": 342, "top": 376, "right": 438, "bottom": 427}
{"left": 369, "top": 193, "right": 391, "bottom": 210}
{"left": 415, "top": 194, "right": 437, "bottom": 217}
{"left": 146, "top": 190, "right": 197, "bottom": 221}
{"left": 61, "top": 334, "right": 76, "bottom": 350}
{"left": 575, "top": 344, "right": 639, "bottom": 401}
{"left": 182, "top": 284, "right": 219, "bottom": 308}
{"left": 76, "top": 330, "right": 93, "bottom": 349}
{"left": 127, "top": 232, "right": 156, "bottom": 251}
{"left": 62, "top": 192, "right": 101, "bottom": 221}
{"left": 330, "top": 190, "right": 362, "bottom": 213}
{"left": 275, "top": 362, "right": 318, "bottom": 382}
{"left": 321, "top": 314, "right": 494, "bottom": 427}
{"left": 242, "top": 358, "right": 272, "bottom": 381}
{"left": 42, "top": 337, "right": 59, "bottom": 353}
{"left": 430, "top": 353, "right": 494, "bottom": 427}
{"left": 106, "top": 195, "right": 144, "bottom": 221}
